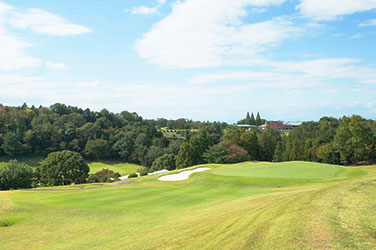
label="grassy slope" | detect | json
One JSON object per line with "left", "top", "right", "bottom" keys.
{"left": 0, "top": 156, "right": 44, "bottom": 168}
{"left": 88, "top": 161, "right": 142, "bottom": 175}
{"left": 0, "top": 161, "right": 375, "bottom": 249}
{"left": 0, "top": 157, "right": 142, "bottom": 176}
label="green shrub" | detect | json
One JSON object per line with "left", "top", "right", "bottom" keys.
{"left": 139, "top": 171, "right": 148, "bottom": 176}
{"left": 88, "top": 174, "right": 100, "bottom": 183}
{"left": 0, "top": 160, "right": 33, "bottom": 190}
{"left": 128, "top": 172, "right": 138, "bottom": 178}
{"left": 95, "top": 168, "right": 120, "bottom": 183}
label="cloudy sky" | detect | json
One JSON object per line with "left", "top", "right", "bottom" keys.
{"left": 1, "top": 0, "right": 376, "bottom": 122}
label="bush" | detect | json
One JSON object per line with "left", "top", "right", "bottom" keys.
{"left": 95, "top": 168, "right": 120, "bottom": 183}
{"left": 225, "top": 144, "right": 250, "bottom": 163}
{"left": 139, "top": 170, "right": 148, "bottom": 176}
{"left": 0, "top": 160, "right": 33, "bottom": 190}
{"left": 128, "top": 172, "right": 138, "bottom": 178}
{"left": 87, "top": 174, "right": 100, "bottom": 183}
{"left": 38, "top": 150, "right": 89, "bottom": 186}
{"left": 151, "top": 153, "right": 176, "bottom": 171}
{"left": 204, "top": 142, "right": 250, "bottom": 164}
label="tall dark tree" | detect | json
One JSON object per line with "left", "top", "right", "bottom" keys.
{"left": 250, "top": 113, "right": 256, "bottom": 125}
{"left": 176, "top": 141, "right": 195, "bottom": 169}
{"left": 240, "top": 129, "right": 260, "bottom": 160}
{"left": 258, "top": 128, "right": 280, "bottom": 161}
{"left": 245, "top": 112, "right": 251, "bottom": 125}
{"left": 2, "top": 132, "right": 24, "bottom": 156}
{"left": 255, "top": 112, "right": 262, "bottom": 126}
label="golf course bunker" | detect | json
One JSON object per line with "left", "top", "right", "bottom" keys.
{"left": 158, "top": 167, "right": 210, "bottom": 181}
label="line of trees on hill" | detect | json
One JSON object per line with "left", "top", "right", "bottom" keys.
{"left": 1, "top": 103, "right": 375, "bottom": 189}
{"left": 177, "top": 115, "right": 376, "bottom": 167}
{"left": 237, "top": 112, "right": 266, "bottom": 126}
{"left": 0, "top": 103, "right": 225, "bottom": 167}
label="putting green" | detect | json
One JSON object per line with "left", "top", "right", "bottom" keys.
{"left": 210, "top": 161, "right": 348, "bottom": 180}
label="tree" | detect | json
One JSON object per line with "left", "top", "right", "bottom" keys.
{"left": 151, "top": 153, "right": 176, "bottom": 171}
{"left": 2, "top": 132, "right": 24, "bottom": 156}
{"left": 223, "top": 127, "right": 244, "bottom": 145}
{"left": 84, "top": 139, "right": 110, "bottom": 159}
{"left": 145, "top": 146, "right": 165, "bottom": 167}
{"left": 111, "top": 134, "right": 134, "bottom": 161}
{"left": 250, "top": 113, "right": 256, "bottom": 125}
{"left": 189, "top": 132, "right": 209, "bottom": 164}
{"left": 333, "top": 115, "right": 375, "bottom": 165}
{"left": 0, "top": 160, "right": 33, "bottom": 190}
{"left": 315, "top": 143, "right": 332, "bottom": 163}
{"left": 39, "top": 150, "right": 89, "bottom": 186}
{"left": 176, "top": 141, "right": 195, "bottom": 169}
{"left": 203, "top": 145, "right": 227, "bottom": 164}
{"left": 245, "top": 112, "right": 251, "bottom": 125}
{"left": 258, "top": 128, "right": 280, "bottom": 161}
{"left": 240, "top": 129, "right": 260, "bottom": 160}
{"left": 255, "top": 112, "right": 262, "bottom": 126}
{"left": 273, "top": 141, "right": 285, "bottom": 162}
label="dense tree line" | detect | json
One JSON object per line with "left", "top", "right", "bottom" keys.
{"left": 177, "top": 115, "right": 376, "bottom": 167}
{"left": 0, "top": 103, "right": 225, "bottom": 173}
{"left": 0, "top": 103, "right": 178, "bottom": 166}
{"left": 1, "top": 103, "right": 376, "bottom": 190}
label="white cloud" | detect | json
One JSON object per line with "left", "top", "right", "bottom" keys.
{"left": 45, "top": 62, "right": 67, "bottom": 69}
{"left": 9, "top": 8, "right": 91, "bottom": 36}
{"left": 0, "top": 4, "right": 39, "bottom": 72}
{"left": 359, "top": 18, "right": 376, "bottom": 27}
{"left": 191, "top": 58, "right": 376, "bottom": 90}
{"left": 0, "top": 2, "right": 91, "bottom": 72}
{"left": 136, "top": 0, "right": 299, "bottom": 69}
{"left": 157, "top": 0, "right": 167, "bottom": 5}
{"left": 75, "top": 81, "right": 103, "bottom": 87}
{"left": 0, "top": 2, "right": 12, "bottom": 14}
{"left": 297, "top": 0, "right": 376, "bottom": 20}
{"left": 132, "top": 6, "right": 158, "bottom": 15}
{"left": 350, "top": 34, "right": 362, "bottom": 39}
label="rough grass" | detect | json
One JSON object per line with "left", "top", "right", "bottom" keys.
{"left": 0, "top": 161, "right": 375, "bottom": 249}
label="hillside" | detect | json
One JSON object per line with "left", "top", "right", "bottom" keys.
{"left": 1, "top": 162, "right": 375, "bottom": 249}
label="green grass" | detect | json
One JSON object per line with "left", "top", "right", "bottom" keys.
{"left": 0, "top": 157, "right": 142, "bottom": 176}
{"left": 0, "top": 161, "right": 375, "bottom": 249}
{"left": 88, "top": 161, "right": 142, "bottom": 175}
{"left": 0, "top": 156, "right": 44, "bottom": 169}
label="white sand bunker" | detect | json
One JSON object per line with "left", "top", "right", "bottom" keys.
{"left": 158, "top": 167, "right": 210, "bottom": 182}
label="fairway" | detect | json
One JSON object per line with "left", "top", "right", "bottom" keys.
{"left": 0, "top": 161, "right": 375, "bottom": 249}
{"left": 88, "top": 161, "right": 142, "bottom": 176}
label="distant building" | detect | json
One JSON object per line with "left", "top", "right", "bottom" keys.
{"left": 235, "top": 124, "right": 257, "bottom": 131}
{"left": 262, "top": 121, "right": 301, "bottom": 131}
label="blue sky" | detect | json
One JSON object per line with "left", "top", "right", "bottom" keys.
{"left": 1, "top": 0, "right": 376, "bottom": 123}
